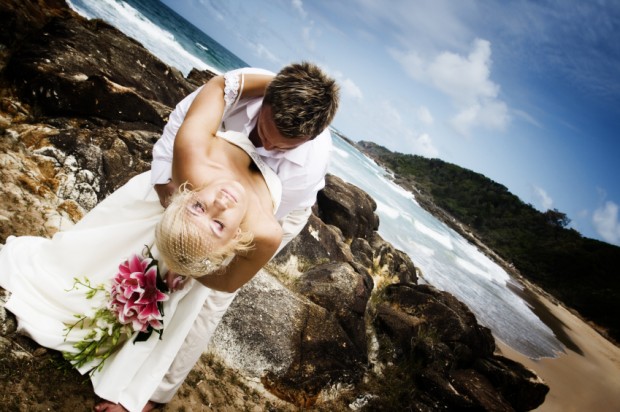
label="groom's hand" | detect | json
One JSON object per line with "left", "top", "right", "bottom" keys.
{"left": 154, "top": 181, "right": 177, "bottom": 208}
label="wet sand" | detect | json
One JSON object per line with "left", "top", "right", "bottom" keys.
{"left": 495, "top": 287, "right": 620, "bottom": 412}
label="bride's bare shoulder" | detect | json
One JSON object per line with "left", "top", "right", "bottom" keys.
{"left": 250, "top": 216, "right": 282, "bottom": 252}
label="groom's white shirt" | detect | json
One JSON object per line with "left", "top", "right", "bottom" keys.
{"left": 150, "top": 67, "right": 332, "bottom": 222}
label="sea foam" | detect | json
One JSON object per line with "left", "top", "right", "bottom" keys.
{"left": 67, "top": 0, "right": 218, "bottom": 75}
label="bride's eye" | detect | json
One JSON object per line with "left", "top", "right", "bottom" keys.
{"left": 213, "top": 220, "right": 224, "bottom": 233}
{"left": 192, "top": 201, "right": 205, "bottom": 213}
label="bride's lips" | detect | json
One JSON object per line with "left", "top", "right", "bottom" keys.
{"left": 221, "top": 188, "right": 238, "bottom": 204}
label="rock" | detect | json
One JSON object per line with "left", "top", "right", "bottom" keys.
{"left": 449, "top": 369, "right": 514, "bottom": 411}
{"left": 186, "top": 68, "right": 217, "bottom": 88}
{"left": 271, "top": 213, "right": 352, "bottom": 278}
{"left": 350, "top": 237, "right": 373, "bottom": 267}
{"left": 0, "top": 290, "right": 17, "bottom": 336}
{"left": 316, "top": 174, "right": 379, "bottom": 241}
{"left": 475, "top": 355, "right": 550, "bottom": 411}
{"left": 369, "top": 232, "right": 418, "bottom": 284}
{"left": 210, "top": 271, "right": 366, "bottom": 407}
{"left": 377, "top": 283, "right": 495, "bottom": 362}
{"left": 373, "top": 282, "right": 546, "bottom": 410}
{"left": 294, "top": 262, "right": 373, "bottom": 357}
{"left": 6, "top": 15, "right": 194, "bottom": 125}
{"left": 0, "top": 0, "right": 71, "bottom": 49}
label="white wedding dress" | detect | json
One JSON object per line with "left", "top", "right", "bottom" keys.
{"left": 0, "top": 131, "right": 281, "bottom": 411}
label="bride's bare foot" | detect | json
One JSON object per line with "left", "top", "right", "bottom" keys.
{"left": 93, "top": 400, "right": 128, "bottom": 412}
{"left": 93, "top": 400, "right": 162, "bottom": 412}
{"left": 143, "top": 401, "right": 163, "bottom": 411}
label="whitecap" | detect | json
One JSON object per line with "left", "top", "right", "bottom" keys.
{"left": 455, "top": 257, "right": 496, "bottom": 282}
{"left": 195, "top": 42, "right": 209, "bottom": 52}
{"left": 331, "top": 146, "right": 350, "bottom": 159}
{"left": 413, "top": 220, "right": 453, "bottom": 250}
{"left": 376, "top": 200, "right": 400, "bottom": 219}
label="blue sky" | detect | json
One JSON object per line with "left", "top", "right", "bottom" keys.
{"left": 159, "top": 0, "right": 620, "bottom": 246}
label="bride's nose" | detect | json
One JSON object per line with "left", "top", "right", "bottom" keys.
{"left": 213, "top": 192, "right": 231, "bottom": 210}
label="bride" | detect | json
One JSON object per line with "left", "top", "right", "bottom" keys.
{"left": 0, "top": 124, "right": 283, "bottom": 410}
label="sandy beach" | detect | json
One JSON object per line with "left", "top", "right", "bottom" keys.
{"left": 495, "top": 287, "right": 620, "bottom": 412}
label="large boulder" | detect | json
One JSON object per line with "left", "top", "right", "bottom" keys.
{"left": 294, "top": 262, "right": 373, "bottom": 359}
{"left": 273, "top": 175, "right": 417, "bottom": 284}
{"left": 316, "top": 174, "right": 379, "bottom": 241}
{"left": 0, "top": 0, "right": 70, "bottom": 49}
{"left": 475, "top": 356, "right": 550, "bottom": 411}
{"left": 271, "top": 213, "right": 353, "bottom": 276}
{"left": 209, "top": 271, "right": 367, "bottom": 407}
{"left": 372, "top": 283, "right": 548, "bottom": 411}
{"left": 5, "top": 15, "right": 195, "bottom": 125}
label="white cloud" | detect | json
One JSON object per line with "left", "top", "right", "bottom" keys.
{"left": 391, "top": 38, "right": 510, "bottom": 136}
{"left": 374, "top": 100, "right": 439, "bottom": 157}
{"left": 291, "top": 0, "right": 307, "bottom": 19}
{"left": 250, "top": 42, "right": 280, "bottom": 64}
{"left": 428, "top": 39, "right": 498, "bottom": 105}
{"left": 388, "top": 48, "right": 425, "bottom": 81}
{"left": 451, "top": 100, "right": 509, "bottom": 136}
{"left": 416, "top": 106, "right": 434, "bottom": 125}
{"left": 532, "top": 185, "right": 553, "bottom": 210}
{"left": 331, "top": 70, "right": 363, "bottom": 100}
{"left": 410, "top": 133, "right": 439, "bottom": 158}
{"left": 593, "top": 201, "right": 620, "bottom": 245}
{"left": 341, "top": 78, "right": 363, "bottom": 100}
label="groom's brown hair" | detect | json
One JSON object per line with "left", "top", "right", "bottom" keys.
{"left": 264, "top": 61, "right": 340, "bottom": 139}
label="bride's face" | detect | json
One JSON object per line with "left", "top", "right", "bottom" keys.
{"left": 185, "top": 179, "right": 249, "bottom": 249}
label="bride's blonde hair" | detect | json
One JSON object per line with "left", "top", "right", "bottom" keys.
{"left": 155, "top": 185, "right": 254, "bottom": 278}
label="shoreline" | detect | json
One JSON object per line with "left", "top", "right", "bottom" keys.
{"left": 352, "top": 143, "right": 620, "bottom": 410}
{"left": 494, "top": 284, "right": 620, "bottom": 411}
{"left": 358, "top": 142, "right": 618, "bottom": 346}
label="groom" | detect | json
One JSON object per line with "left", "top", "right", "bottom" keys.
{"left": 150, "top": 62, "right": 339, "bottom": 407}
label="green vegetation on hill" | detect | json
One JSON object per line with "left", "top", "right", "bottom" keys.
{"left": 357, "top": 141, "right": 620, "bottom": 343}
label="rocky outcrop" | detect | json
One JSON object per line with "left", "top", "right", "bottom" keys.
{"left": 372, "top": 283, "right": 548, "bottom": 411}
{"left": 316, "top": 174, "right": 379, "bottom": 240}
{"left": 0, "top": 1, "right": 548, "bottom": 411}
{"left": 6, "top": 13, "right": 194, "bottom": 126}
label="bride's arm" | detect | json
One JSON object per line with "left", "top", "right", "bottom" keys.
{"left": 153, "top": 72, "right": 273, "bottom": 203}
{"left": 171, "top": 78, "right": 227, "bottom": 183}
{"left": 195, "top": 224, "right": 283, "bottom": 293}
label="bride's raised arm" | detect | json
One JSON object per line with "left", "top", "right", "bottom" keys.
{"left": 154, "top": 72, "right": 273, "bottom": 199}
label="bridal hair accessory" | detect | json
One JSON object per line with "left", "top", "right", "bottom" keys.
{"left": 201, "top": 257, "right": 218, "bottom": 273}
{"left": 63, "top": 246, "right": 168, "bottom": 374}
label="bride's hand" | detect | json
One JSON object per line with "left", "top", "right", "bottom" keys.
{"left": 154, "top": 181, "right": 178, "bottom": 208}
{"left": 165, "top": 270, "right": 188, "bottom": 291}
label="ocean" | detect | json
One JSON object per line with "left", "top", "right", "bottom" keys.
{"left": 66, "top": 0, "right": 564, "bottom": 359}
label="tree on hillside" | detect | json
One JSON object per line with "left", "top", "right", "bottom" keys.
{"left": 543, "top": 208, "right": 571, "bottom": 228}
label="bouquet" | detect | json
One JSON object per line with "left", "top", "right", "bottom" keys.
{"left": 63, "top": 247, "right": 169, "bottom": 373}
